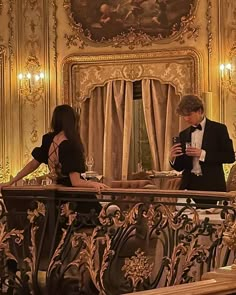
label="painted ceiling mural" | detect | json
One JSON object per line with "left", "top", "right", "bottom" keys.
{"left": 64, "top": 0, "right": 198, "bottom": 46}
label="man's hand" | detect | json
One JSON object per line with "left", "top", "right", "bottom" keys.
{"left": 185, "top": 146, "right": 202, "bottom": 157}
{"left": 169, "top": 143, "right": 183, "bottom": 162}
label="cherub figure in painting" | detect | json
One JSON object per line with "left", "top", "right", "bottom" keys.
{"left": 124, "top": 0, "right": 148, "bottom": 23}
{"left": 99, "top": 3, "right": 121, "bottom": 25}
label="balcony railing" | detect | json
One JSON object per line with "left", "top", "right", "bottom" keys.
{"left": 0, "top": 186, "right": 236, "bottom": 295}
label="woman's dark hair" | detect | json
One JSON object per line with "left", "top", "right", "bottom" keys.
{"left": 51, "top": 104, "right": 84, "bottom": 152}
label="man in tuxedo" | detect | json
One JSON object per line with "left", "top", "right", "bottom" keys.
{"left": 169, "top": 94, "right": 235, "bottom": 205}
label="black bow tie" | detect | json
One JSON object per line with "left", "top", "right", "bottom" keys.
{"left": 190, "top": 124, "right": 202, "bottom": 133}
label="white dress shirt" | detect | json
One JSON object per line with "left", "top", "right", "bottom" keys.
{"left": 191, "top": 117, "right": 206, "bottom": 175}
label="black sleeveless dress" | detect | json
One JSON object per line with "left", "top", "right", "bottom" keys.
{"left": 32, "top": 132, "right": 102, "bottom": 214}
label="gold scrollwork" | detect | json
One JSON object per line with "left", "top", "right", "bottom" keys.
{"left": 122, "top": 64, "right": 144, "bottom": 80}
{"left": 206, "top": 0, "right": 213, "bottom": 55}
{"left": 18, "top": 56, "right": 44, "bottom": 103}
{"left": 62, "top": 49, "right": 200, "bottom": 103}
{"left": 122, "top": 248, "right": 154, "bottom": 291}
{"left": 111, "top": 28, "right": 153, "bottom": 50}
{"left": 223, "top": 217, "right": 236, "bottom": 269}
{"left": 8, "top": 0, "right": 14, "bottom": 67}
{"left": 171, "top": 14, "right": 199, "bottom": 44}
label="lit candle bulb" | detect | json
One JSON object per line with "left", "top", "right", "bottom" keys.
{"left": 35, "top": 74, "right": 40, "bottom": 81}
{"left": 18, "top": 73, "right": 23, "bottom": 80}
{"left": 220, "top": 64, "right": 225, "bottom": 80}
{"left": 226, "top": 63, "right": 232, "bottom": 81}
{"left": 26, "top": 73, "right": 32, "bottom": 93}
{"left": 18, "top": 73, "right": 23, "bottom": 88}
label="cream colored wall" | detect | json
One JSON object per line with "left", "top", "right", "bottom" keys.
{"left": 0, "top": 0, "right": 235, "bottom": 179}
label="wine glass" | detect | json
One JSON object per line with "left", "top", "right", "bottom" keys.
{"left": 86, "top": 156, "right": 94, "bottom": 172}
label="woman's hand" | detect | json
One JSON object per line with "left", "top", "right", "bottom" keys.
{"left": 91, "top": 181, "right": 109, "bottom": 192}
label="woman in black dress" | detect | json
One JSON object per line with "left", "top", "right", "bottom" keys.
{"left": 1, "top": 104, "right": 107, "bottom": 212}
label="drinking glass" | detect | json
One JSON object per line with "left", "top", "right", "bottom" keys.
{"left": 185, "top": 142, "right": 191, "bottom": 148}
{"left": 86, "top": 156, "right": 94, "bottom": 172}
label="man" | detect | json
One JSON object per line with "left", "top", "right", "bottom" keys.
{"left": 169, "top": 94, "right": 235, "bottom": 205}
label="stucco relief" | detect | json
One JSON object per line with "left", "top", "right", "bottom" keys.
{"left": 62, "top": 49, "right": 199, "bottom": 104}
{"left": 23, "top": 0, "right": 42, "bottom": 57}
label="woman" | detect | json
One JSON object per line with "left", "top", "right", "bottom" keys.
{"left": 1, "top": 104, "right": 107, "bottom": 212}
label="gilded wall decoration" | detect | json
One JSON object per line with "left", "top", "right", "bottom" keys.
{"left": 63, "top": 0, "right": 199, "bottom": 49}
{"left": 62, "top": 49, "right": 200, "bottom": 104}
{"left": 52, "top": 0, "right": 58, "bottom": 66}
{"left": 0, "top": 0, "right": 2, "bottom": 15}
{"left": 23, "top": 0, "right": 42, "bottom": 57}
{"left": 206, "top": 0, "right": 212, "bottom": 56}
{"left": 0, "top": 46, "right": 8, "bottom": 180}
{"left": 19, "top": 55, "right": 44, "bottom": 103}
{"left": 8, "top": 0, "right": 15, "bottom": 66}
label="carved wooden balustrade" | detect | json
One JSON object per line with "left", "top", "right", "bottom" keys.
{"left": 0, "top": 186, "right": 236, "bottom": 295}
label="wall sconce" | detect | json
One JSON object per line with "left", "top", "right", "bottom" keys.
{"left": 220, "top": 63, "right": 236, "bottom": 95}
{"left": 18, "top": 56, "right": 45, "bottom": 97}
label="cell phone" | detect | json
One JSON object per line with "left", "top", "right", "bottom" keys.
{"left": 172, "top": 136, "right": 180, "bottom": 145}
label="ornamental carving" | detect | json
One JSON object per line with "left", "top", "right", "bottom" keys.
{"left": 62, "top": 50, "right": 200, "bottom": 103}
{"left": 63, "top": 0, "right": 199, "bottom": 49}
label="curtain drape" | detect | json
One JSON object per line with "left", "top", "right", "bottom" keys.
{"left": 80, "top": 79, "right": 182, "bottom": 183}
{"left": 141, "top": 80, "right": 180, "bottom": 171}
{"left": 80, "top": 80, "right": 133, "bottom": 183}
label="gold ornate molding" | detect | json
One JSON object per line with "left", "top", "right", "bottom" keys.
{"left": 172, "top": 14, "right": 199, "bottom": 44}
{"left": 223, "top": 219, "right": 236, "bottom": 269}
{"left": 62, "top": 49, "right": 201, "bottom": 104}
{"left": 0, "top": 0, "right": 3, "bottom": 15}
{"left": 63, "top": 0, "right": 199, "bottom": 49}
{"left": 122, "top": 249, "right": 153, "bottom": 291}
{"left": 229, "top": 41, "right": 236, "bottom": 59}
{"left": 206, "top": 0, "right": 213, "bottom": 56}
{"left": 23, "top": 0, "right": 42, "bottom": 56}
{"left": 52, "top": 0, "right": 58, "bottom": 66}
{"left": 222, "top": 42, "right": 236, "bottom": 97}
{"left": 8, "top": 0, "right": 15, "bottom": 67}
{"left": 0, "top": 46, "right": 8, "bottom": 181}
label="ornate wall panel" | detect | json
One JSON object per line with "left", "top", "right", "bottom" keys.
{"left": 14, "top": 0, "right": 50, "bottom": 176}
{"left": 219, "top": 0, "right": 236, "bottom": 146}
{"left": 62, "top": 49, "right": 200, "bottom": 105}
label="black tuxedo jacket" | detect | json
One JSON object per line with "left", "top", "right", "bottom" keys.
{"left": 172, "top": 118, "right": 235, "bottom": 191}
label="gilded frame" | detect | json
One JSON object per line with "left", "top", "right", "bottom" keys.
{"left": 63, "top": 0, "right": 200, "bottom": 48}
